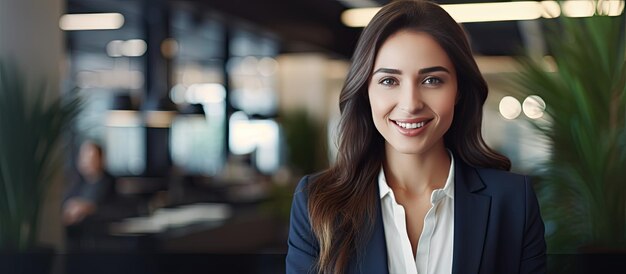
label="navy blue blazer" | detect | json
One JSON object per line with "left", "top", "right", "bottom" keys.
{"left": 286, "top": 159, "right": 547, "bottom": 273}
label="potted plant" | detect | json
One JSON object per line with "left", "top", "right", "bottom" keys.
{"left": 515, "top": 7, "right": 625, "bottom": 272}
{"left": 0, "top": 59, "right": 81, "bottom": 272}
{"left": 259, "top": 109, "right": 328, "bottom": 251}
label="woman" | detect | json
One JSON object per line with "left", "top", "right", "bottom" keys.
{"left": 286, "top": 1, "right": 546, "bottom": 273}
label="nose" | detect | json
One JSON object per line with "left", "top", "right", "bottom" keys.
{"left": 398, "top": 83, "right": 424, "bottom": 113}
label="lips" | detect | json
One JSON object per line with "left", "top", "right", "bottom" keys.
{"left": 390, "top": 118, "right": 433, "bottom": 136}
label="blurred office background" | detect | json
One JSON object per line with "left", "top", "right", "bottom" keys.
{"left": 0, "top": 0, "right": 624, "bottom": 273}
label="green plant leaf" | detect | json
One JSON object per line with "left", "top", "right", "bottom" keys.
{"left": 515, "top": 12, "right": 626, "bottom": 252}
{"left": 0, "top": 59, "right": 82, "bottom": 251}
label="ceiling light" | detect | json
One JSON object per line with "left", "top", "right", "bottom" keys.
{"left": 59, "top": 13, "right": 124, "bottom": 31}
{"left": 562, "top": 0, "right": 596, "bottom": 17}
{"left": 522, "top": 95, "right": 546, "bottom": 119}
{"left": 122, "top": 39, "right": 147, "bottom": 57}
{"left": 341, "top": 7, "right": 380, "bottom": 28}
{"left": 341, "top": 2, "right": 546, "bottom": 26}
{"left": 341, "top": 1, "right": 623, "bottom": 27}
{"left": 597, "top": 0, "right": 625, "bottom": 16}
{"left": 442, "top": 1, "right": 543, "bottom": 23}
{"left": 161, "top": 38, "right": 179, "bottom": 58}
{"left": 540, "top": 1, "right": 561, "bottom": 18}
{"left": 106, "top": 40, "right": 124, "bottom": 57}
{"left": 499, "top": 96, "right": 522, "bottom": 120}
{"left": 557, "top": 0, "right": 624, "bottom": 17}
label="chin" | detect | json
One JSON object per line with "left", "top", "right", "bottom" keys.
{"left": 386, "top": 141, "right": 431, "bottom": 155}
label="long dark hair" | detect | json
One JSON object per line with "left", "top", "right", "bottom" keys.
{"left": 307, "top": 1, "right": 511, "bottom": 273}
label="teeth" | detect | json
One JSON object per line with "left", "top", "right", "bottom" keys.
{"left": 396, "top": 121, "right": 426, "bottom": 129}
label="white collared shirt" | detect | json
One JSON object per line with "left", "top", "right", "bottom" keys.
{"left": 378, "top": 152, "right": 455, "bottom": 274}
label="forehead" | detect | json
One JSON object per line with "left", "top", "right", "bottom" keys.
{"left": 373, "top": 30, "right": 454, "bottom": 72}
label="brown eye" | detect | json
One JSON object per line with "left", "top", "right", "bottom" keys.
{"left": 423, "top": 77, "right": 443, "bottom": 86}
{"left": 379, "top": 78, "right": 398, "bottom": 86}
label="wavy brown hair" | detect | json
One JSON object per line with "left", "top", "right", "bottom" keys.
{"left": 307, "top": 1, "right": 511, "bottom": 273}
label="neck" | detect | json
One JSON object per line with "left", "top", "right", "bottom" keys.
{"left": 382, "top": 141, "right": 451, "bottom": 195}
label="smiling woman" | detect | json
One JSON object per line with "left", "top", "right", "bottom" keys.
{"left": 368, "top": 30, "right": 458, "bottom": 155}
{"left": 286, "top": 1, "right": 546, "bottom": 274}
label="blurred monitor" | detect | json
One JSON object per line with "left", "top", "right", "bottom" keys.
{"left": 170, "top": 106, "right": 225, "bottom": 176}
{"left": 105, "top": 110, "right": 146, "bottom": 176}
{"left": 229, "top": 111, "right": 281, "bottom": 174}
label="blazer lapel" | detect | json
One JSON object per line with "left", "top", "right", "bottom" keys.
{"left": 350, "top": 181, "right": 389, "bottom": 274}
{"left": 452, "top": 160, "right": 491, "bottom": 274}
{"left": 367, "top": 182, "right": 390, "bottom": 273}
{"left": 367, "top": 195, "right": 389, "bottom": 273}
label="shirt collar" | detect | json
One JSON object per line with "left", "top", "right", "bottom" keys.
{"left": 439, "top": 151, "right": 455, "bottom": 200}
{"left": 377, "top": 150, "right": 455, "bottom": 200}
{"left": 378, "top": 168, "right": 391, "bottom": 199}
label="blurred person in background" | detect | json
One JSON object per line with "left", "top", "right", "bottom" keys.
{"left": 286, "top": 1, "right": 546, "bottom": 274}
{"left": 63, "top": 140, "right": 115, "bottom": 227}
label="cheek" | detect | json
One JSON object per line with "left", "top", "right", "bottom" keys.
{"left": 440, "top": 98, "right": 456, "bottom": 117}
{"left": 369, "top": 98, "right": 381, "bottom": 115}
{"left": 368, "top": 91, "right": 386, "bottom": 117}
{"left": 430, "top": 92, "right": 457, "bottom": 123}
{"left": 368, "top": 92, "right": 392, "bottom": 132}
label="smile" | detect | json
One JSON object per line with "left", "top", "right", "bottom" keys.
{"left": 391, "top": 118, "right": 433, "bottom": 128}
{"left": 395, "top": 121, "right": 426, "bottom": 129}
{"left": 390, "top": 118, "right": 433, "bottom": 136}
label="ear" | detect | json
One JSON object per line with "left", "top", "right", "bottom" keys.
{"left": 455, "top": 90, "right": 461, "bottom": 105}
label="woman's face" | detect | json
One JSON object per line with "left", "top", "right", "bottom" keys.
{"left": 368, "top": 30, "right": 457, "bottom": 156}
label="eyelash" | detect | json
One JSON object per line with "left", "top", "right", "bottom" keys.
{"left": 423, "top": 77, "right": 443, "bottom": 86}
{"left": 379, "top": 78, "right": 398, "bottom": 86}
{"left": 377, "top": 76, "right": 443, "bottom": 87}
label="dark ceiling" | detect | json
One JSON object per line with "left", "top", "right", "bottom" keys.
{"left": 67, "top": 0, "right": 529, "bottom": 58}
{"left": 183, "top": 0, "right": 371, "bottom": 57}
{"left": 187, "top": 0, "right": 526, "bottom": 58}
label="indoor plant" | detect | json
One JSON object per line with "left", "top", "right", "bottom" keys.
{"left": 515, "top": 10, "right": 626, "bottom": 254}
{"left": 0, "top": 59, "right": 81, "bottom": 252}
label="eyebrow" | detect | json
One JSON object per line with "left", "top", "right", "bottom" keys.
{"left": 372, "top": 66, "right": 450, "bottom": 75}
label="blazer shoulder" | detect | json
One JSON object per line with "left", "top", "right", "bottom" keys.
{"left": 287, "top": 174, "right": 322, "bottom": 273}
{"left": 293, "top": 172, "right": 323, "bottom": 197}
{"left": 474, "top": 167, "right": 530, "bottom": 193}
{"left": 467, "top": 168, "right": 547, "bottom": 272}
{"left": 476, "top": 168, "right": 527, "bottom": 182}
{"left": 291, "top": 172, "right": 326, "bottom": 220}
